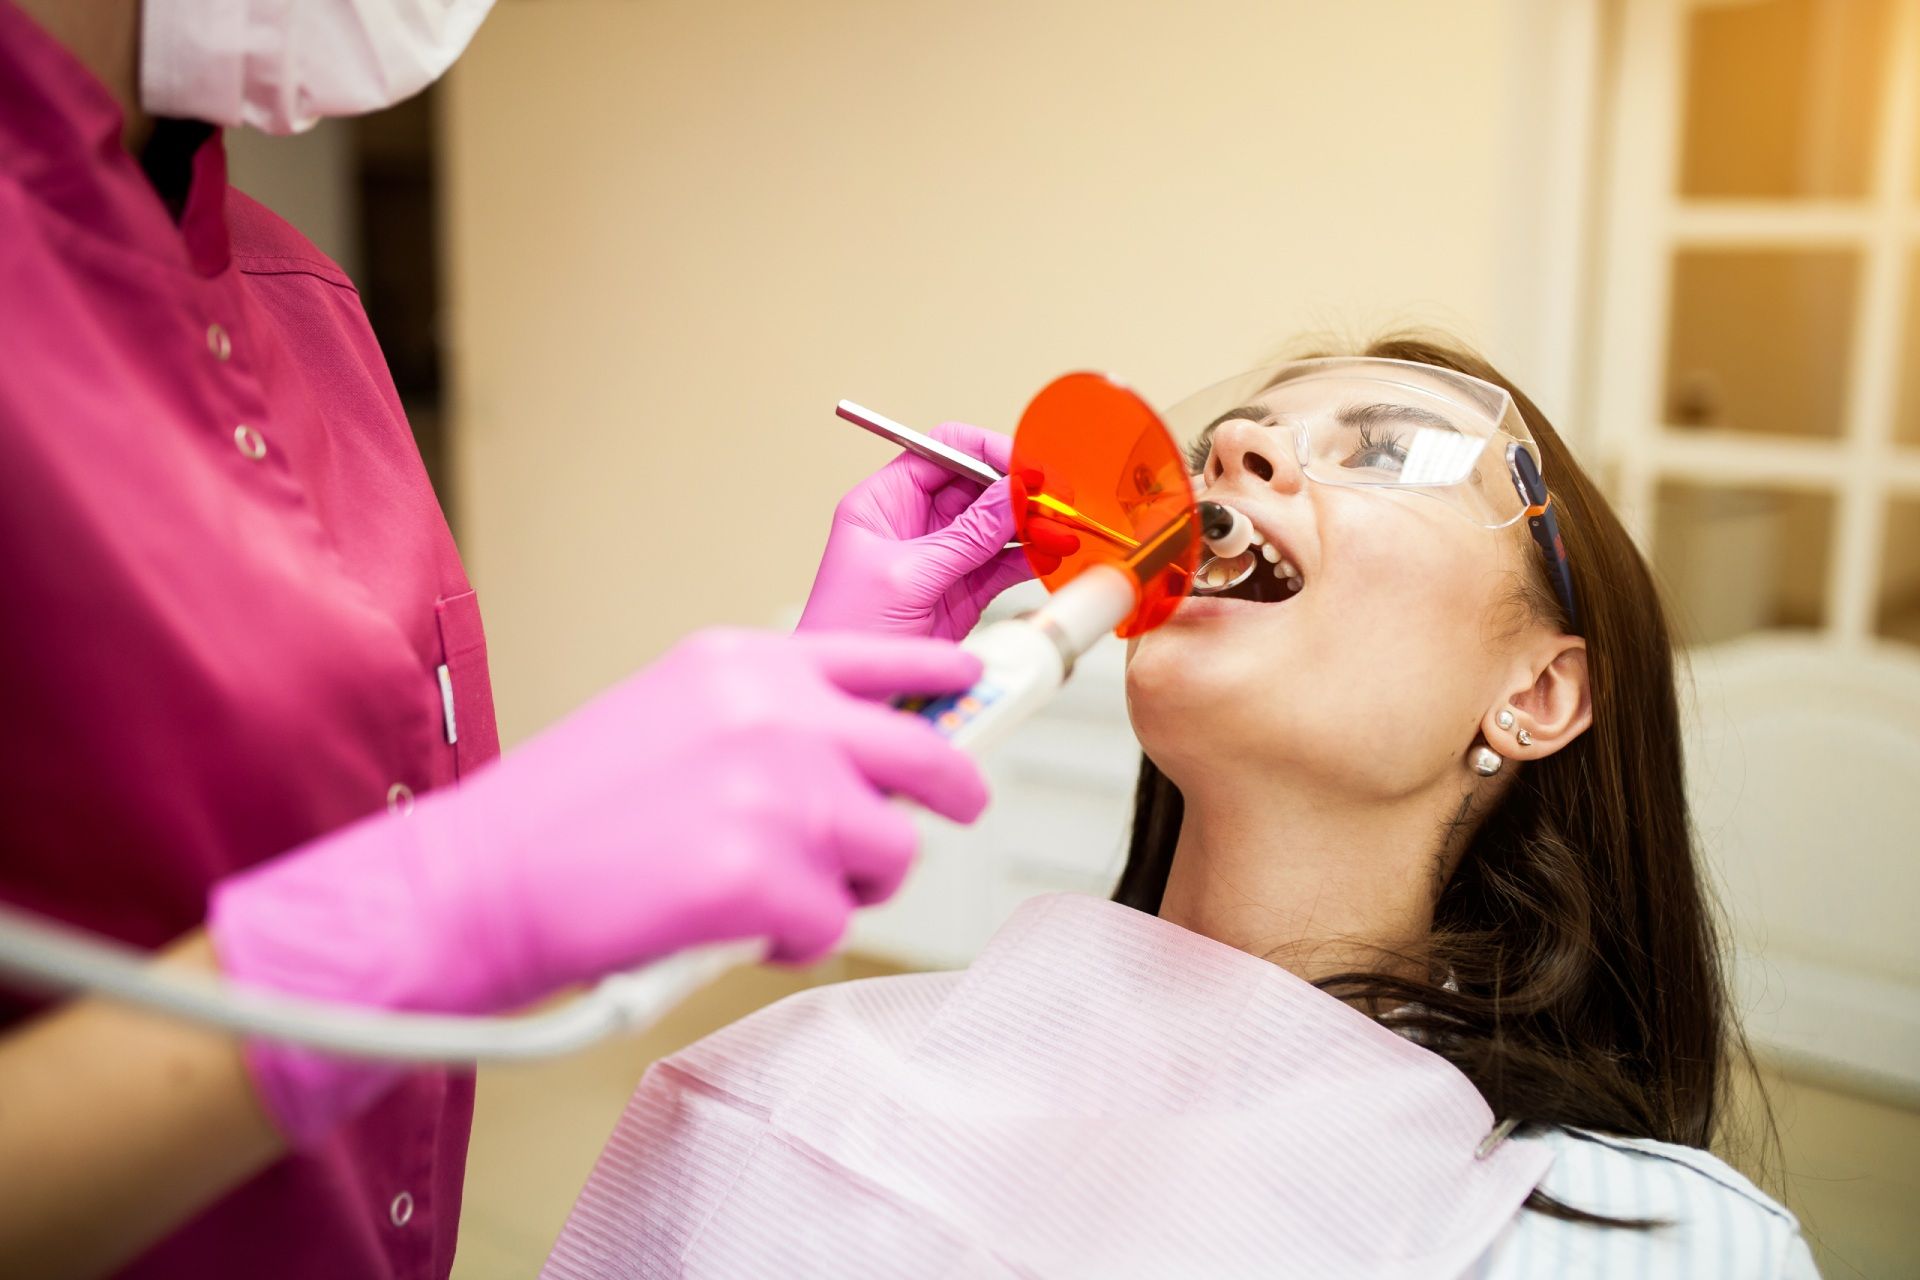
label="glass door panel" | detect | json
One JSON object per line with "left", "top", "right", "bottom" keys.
{"left": 1665, "top": 249, "right": 1858, "bottom": 436}
{"left": 1653, "top": 481, "right": 1835, "bottom": 643}
{"left": 1680, "top": 0, "right": 1889, "bottom": 198}
{"left": 1877, "top": 497, "right": 1920, "bottom": 642}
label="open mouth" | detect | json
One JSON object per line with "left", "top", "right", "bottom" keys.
{"left": 1190, "top": 507, "right": 1305, "bottom": 603}
{"left": 1195, "top": 550, "right": 1306, "bottom": 604}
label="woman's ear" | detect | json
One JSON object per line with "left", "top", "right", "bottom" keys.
{"left": 1486, "top": 638, "right": 1591, "bottom": 762}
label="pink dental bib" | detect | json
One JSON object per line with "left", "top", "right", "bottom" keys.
{"left": 545, "top": 894, "right": 1552, "bottom": 1278}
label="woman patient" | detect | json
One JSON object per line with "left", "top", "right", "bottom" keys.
{"left": 543, "top": 337, "right": 1816, "bottom": 1279}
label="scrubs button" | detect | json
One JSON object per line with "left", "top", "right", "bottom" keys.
{"left": 233, "top": 424, "right": 266, "bottom": 460}
{"left": 206, "top": 322, "right": 231, "bottom": 361}
{"left": 386, "top": 782, "right": 415, "bottom": 816}
{"left": 389, "top": 1191, "right": 414, "bottom": 1227}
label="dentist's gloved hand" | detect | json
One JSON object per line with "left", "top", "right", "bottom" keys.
{"left": 799, "top": 422, "right": 1033, "bottom": 641}
{"left": 208, "top": 628, "right": 987, "bottom": 1146}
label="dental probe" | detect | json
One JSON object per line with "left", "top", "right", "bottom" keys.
{"left": 836, "top": 400, "right": 1004, "bottom": 487}
{"left": 836, "top": 400, "right": 1141, "bottom": 551}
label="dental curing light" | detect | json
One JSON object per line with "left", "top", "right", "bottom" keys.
{"left": 0, "top": 375, "right": 1207, "bottom": 1064}
{"left": 899, "top": 372, "right": 1203, "bottom": 754}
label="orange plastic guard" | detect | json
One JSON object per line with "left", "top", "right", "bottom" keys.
{"left": 1011, "top": 373, "right": 1200, "bottom": 637}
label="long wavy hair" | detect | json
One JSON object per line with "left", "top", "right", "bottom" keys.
{"left": 1115, "top": 335, "right": 1760, "bottom": 1224}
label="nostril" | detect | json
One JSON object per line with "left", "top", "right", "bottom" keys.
{"left": 1243, "top": 452, "right": 1273, "bottom": 482}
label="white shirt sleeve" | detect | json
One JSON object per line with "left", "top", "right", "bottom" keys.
{"left": 1473, "top": 1129, "right": 1816, "bottom": 1279}
{"left": 1777, "top": 1230, "right": 1823, "bottom": 1280}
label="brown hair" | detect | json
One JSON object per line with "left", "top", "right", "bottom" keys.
{"left": 1115, "top": 334, "right": 1760, "bottom": 1224}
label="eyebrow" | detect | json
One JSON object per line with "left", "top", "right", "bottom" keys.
{"left": 1335, "top": 402, "right": 1461, "bottom": 434}
{"left": 1202, "top": 401, "right": 1460, "bottom": 435}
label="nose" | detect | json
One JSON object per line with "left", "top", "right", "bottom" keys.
{"left": 1208, "top": 417, "right": 1303, "bottom": 493}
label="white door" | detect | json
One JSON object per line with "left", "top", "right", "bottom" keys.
{"left": 1593, "top": 0, "right": 1920, "bottom": 1105}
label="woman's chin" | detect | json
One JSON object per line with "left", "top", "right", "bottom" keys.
{"left": 1125, "top": 650, "right": 1249, "bottom": 745}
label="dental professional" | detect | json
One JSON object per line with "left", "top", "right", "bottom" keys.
{"left": 0, "top": 1, "right": 1031, "bottom": 1276}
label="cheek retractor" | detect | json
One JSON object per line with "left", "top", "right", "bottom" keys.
{"left": 1192, "top": 501, "right": 1261, "bottom": 594}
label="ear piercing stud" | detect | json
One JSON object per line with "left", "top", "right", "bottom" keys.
{"left": 1495, "top": 709, "right": 1515, "bottom": 731}
{"left": 1516, "top": 728, "right": 1533, "bottom": 747}
{"left": 1469, "top": 746, "right": 1504, "bottom": 777}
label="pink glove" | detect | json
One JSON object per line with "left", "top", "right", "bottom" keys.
{"left": 208, "top": 629, "right": 987, "bottom": 1146}
{"left": 798, "top": 422, "right": 1034, "bottom": 641}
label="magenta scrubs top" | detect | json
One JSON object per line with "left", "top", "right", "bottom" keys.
{"left": 0, "top": 4, "right": 498, "bottom": 1275}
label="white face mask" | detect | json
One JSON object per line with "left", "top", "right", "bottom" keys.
{"left": 140, "top": 0, "right": 496, "bottom": 135}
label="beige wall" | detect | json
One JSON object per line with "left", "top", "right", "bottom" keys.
{"left": 442, "top": 0, "right": 1557, "bottom": 746}
{"left": 226, "top": 119, "right": 360, "bottom": 278}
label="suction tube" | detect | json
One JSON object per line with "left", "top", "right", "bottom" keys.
{"left": 0, "top": 556, "right": 1161, "bottom": 1064}
{"left": 0, "top": 901, "right": 762, "bottom": 1063}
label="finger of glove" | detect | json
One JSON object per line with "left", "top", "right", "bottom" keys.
{"left": 828, "top": 699, "right": 989, "bottom": 823}
{"left": 890, "top": 449, "right": 992, "bottom": 501}
{"left": 963, "top": 546, "right": 1036, "bottom": 605}
{"left": 763, "top": 874, "right": 855, "bottom": 966}
{"left": 1014, "top": 465, "right": 1076, "bottom": 506}
{"left": 794, "top": 632, "right": 982, "bottom": 700}
{"left": 929, "top": 474, "right": 985, "bottom": 528}
{"left": 920, "top": 477, "right": 1016, "bottom": 577}
{"left": 825, "top": 795, "right": 920, "bottom": 906}
{"left": 929, "top": 421, "right": 1013, "bottom": 474}
{"left": 1026, "top": 549, "right": 1063, "bottom": 577}
{"left": 1025, "top": 514, "right": 1082, "bottom": 559}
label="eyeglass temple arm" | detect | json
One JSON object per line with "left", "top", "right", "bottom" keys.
{"left": 1510, "top": 447, "right": 1578, "bottom": 630}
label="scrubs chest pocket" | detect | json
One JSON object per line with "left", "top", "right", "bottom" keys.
{"left": 435, "top": 589, "right": 501, "bottom": 778}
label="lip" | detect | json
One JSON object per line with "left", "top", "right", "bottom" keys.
{"left": 1170, "top": 593, "right": 1267, "bottom": 623}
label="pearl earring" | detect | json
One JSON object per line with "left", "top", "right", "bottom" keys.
{"left": 1469, "top": 746, "right": 1504, "bottom": 777}
{"left": 1495, "top": 709, "right": 1515, "bottom": 731}
{"left": 1516, "top": 728, "right": 1533, "bottom": 747}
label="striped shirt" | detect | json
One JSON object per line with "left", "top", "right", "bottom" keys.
{"left": 1471, "top": 1127, "right": 1819, "bottom": 1278}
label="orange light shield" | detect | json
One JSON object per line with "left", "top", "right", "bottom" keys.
{"left": 1011, "top": 373, "right": 1200, "bottom": 637}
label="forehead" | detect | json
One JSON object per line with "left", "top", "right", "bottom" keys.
{"left": 1246, "top": 365, "right": 1503, "bottom": 429}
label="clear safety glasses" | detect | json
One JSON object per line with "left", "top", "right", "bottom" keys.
{"left": 1163, "top": 356, "right": 1577, "bottom": 626}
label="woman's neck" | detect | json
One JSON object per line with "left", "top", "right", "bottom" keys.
{"left": 18, "top": 0, "right": 152, "bottom": 152}
{"left": 1157, "top": 773, "right": 1448, "bottom": 983}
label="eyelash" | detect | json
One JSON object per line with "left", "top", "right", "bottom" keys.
{"left": 1351, "top": 422, "right": 1407, "bottom": 465}
{"left": 1186, "top": 429, "right": 1216, "bottom": 475}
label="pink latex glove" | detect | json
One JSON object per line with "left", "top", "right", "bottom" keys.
{"left": 208, "top": 628, "right": 987, "bottom": 1146}
{"left": 798, "top": 422, "right": 1035, "bottom": 641}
